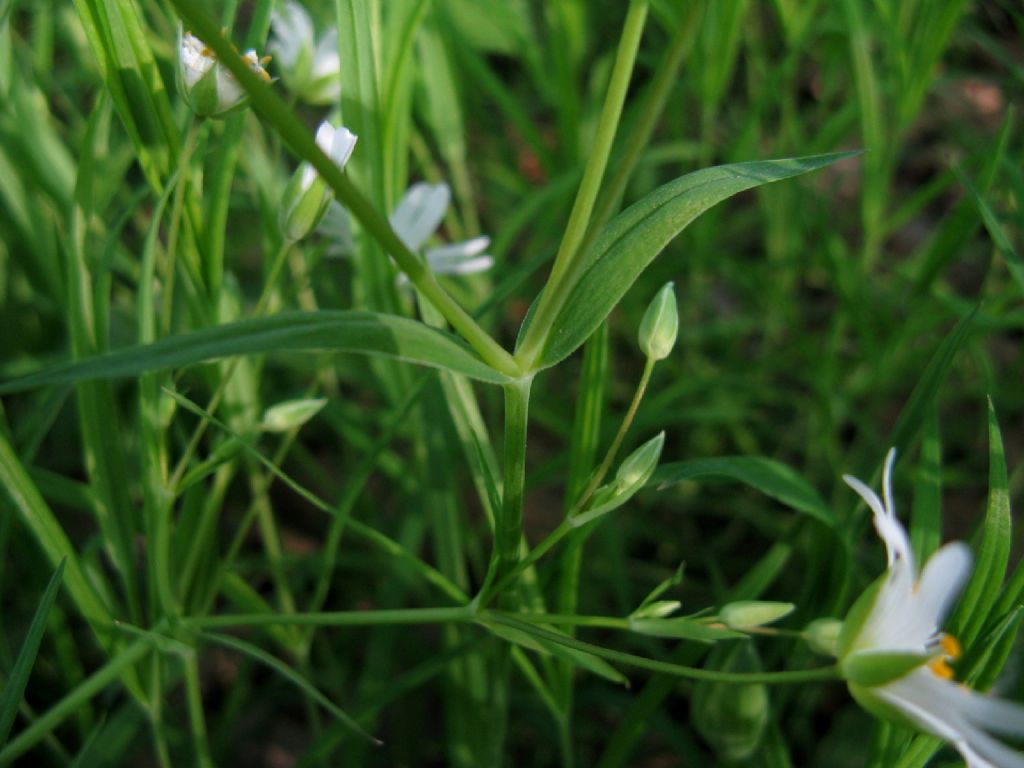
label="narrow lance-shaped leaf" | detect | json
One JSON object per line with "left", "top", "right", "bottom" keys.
{"left": 0, "top": 311, "right": 512, "bottom": 393}
{"left": 951, "top": 399, "right": 1011, "bottom": 647}
{"left": 653, "top": 456, "right": 835, "bottom": 528}
{"left": 0, "top": 559, "right": 65, "bottom": 746}
{"left": 537, "top": 152, "right": 858, "bottom": 368}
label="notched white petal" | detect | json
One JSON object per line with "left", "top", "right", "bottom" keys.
{"left": 390, "top": 183, "right": 451, "bottom": 252}
{"left": 915, "top": 542, "right": 972, "bottom": 628}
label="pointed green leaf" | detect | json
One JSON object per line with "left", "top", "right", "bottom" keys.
{"left": 889, "top": 308, "right": 976, "bottom": 454}
{"left": 200, "top": 632, "right": 379, "bottom": 744}
{"left": 653, "top": 456, "right": 834, "bottom": 527}
{"left": 538, "top": 152, "right": 858, "bottom": 367}
{"left": 0, "top": 311, "right": 511, "bottom": 393}
{"left": 0, "top": 559, "right": 65, "bottom": 746}
{"left": 479, "top": 619, "right": 627, "bottom": 685}
{"left": 952, "top": 399, "right": 1011, "bottom": 647}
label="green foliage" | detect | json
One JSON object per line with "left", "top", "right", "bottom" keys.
{"left": 0, "top": 0, "right": 1021, "bottom": 765}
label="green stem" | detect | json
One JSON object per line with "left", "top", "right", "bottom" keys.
{"left": 167, "top": 0, "right": 520, "bottom": 379}
{"left": 573, "top": 356, "right": 655, "bottom": 513}
{"left": 515, "top": 0, "right": 650, "bottom": 370}
{"left": 184, "top": 606, "right": 474, "bottom": 629}
{"left": 183, "top": 654, "right": 214, "bottom": 768}
{"left": 0, "top": 639, "right": 152, "bottom": 765}
{"left": 483, "top": 517, "right": 573, "bottom": 605}
{"left": 496, "top": 378, "right": 533, "bottom": 593}
{"left": 580, "top": 8, "right": 698, "bottom": 254}
{"left": 481, "top": 614, "right": 837, "bottom": 685}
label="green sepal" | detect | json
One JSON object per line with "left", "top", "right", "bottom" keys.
{"left": 836, "top": 574, "right": 885, "bottom": 658}
{"left": 840, "top": 649, "right": 930, "bottom": 687}
{"left": 279, "top": 170, "right": 330, "bottom": 242}
{"left": 849, "top": 682, "right": 920, "bottom": 731}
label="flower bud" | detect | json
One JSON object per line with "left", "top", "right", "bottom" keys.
{"left": 177, "top": 29, "right": 271, "bottom": 118}
{"left": 804, "top": 617, "right": 843, "bottom": 657}
{"left": 260, "top": 398, "right": 327, "bottom": 432}
{"left": 615, "top": 432, "right": 665, "bottom": 489}
{"left": 638, "top": 282, "right": 678, "bottom": 360}
{"left": 279, "top": 121, "right": 357, "bottom": 241}
{"left": 720, "top": 600, "right": 795, "bottom": 631}
{"left": 630, "top": 600, "right": 681, "bottom": 620}
{"left": 692, "top": 642, "right": 769, "bottom": 761}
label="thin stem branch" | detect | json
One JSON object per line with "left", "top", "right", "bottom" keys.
{"left": 184, "top": 606, "right": 474, "bottom": 629}
{"left": 481, "top": 614, "right": 838, "bottom": 685}
{"left": 573, "top": 356, "right": 656, "bottom": 513}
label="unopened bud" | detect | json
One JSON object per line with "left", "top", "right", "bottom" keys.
{"left": 693, "top": 643, "right": 769, "bottom": 761}
{"left": 804, "top": 618, "right": 843, "bottom": 657}
{"left": 261, "top": 398, "right": 327, "bottom": 432}
{"left": 615, "top": 432, "right": 665, "bottom": 489}
{"left": 280, "top": 121, "right": 357, "bottom": 241}
{"left": 638, "top": 282, "right": 678, "bottom": 360}
{"left": 720, "top": 601, "right": 795, "bottom": 631}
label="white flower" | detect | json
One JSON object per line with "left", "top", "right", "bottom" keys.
{"left": 839, "top": 448, "right": 1024, "bottom": 768}
{"left": 270, "top": 0, "right": 341, "bottom": 105}
{"left": 178, "top": 30, "right": 271, "bottom": 118}
{"left": 389, "top": 183, "right": 493, "bottom": 280}
{"left": 280, "top": 121, "right": 357, "bottom": 242}
{"left": 299, "top": 121, "right": 358, "bottom": 191}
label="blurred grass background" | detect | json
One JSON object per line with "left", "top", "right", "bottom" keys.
{"left": 0, "top": 0, "right": 1022, "bottom": 765}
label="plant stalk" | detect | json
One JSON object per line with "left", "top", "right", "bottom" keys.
{"left": 515, "top": 0, "right": 650, "bottom": 370}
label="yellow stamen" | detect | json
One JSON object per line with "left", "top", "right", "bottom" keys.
{"left": 940, "top": 633, "right": 962, "bottom": 660}
{"left": 928, "top": 633, "right": 962, "bottom": 680}
{"left": 261, "top": 55, "right": 273, "bottom": 65}
{"left": 928, "top": 658, "right": 955, "bottom": 679}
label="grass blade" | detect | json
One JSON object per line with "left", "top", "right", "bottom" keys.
{"left": 0, "top": 559, "right": 65, "bottom": 746}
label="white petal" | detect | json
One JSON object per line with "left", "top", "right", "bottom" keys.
{"left": 882, "top": 447, "right": 897, "bottom": 525}
{"left": 328, "top": 128, "right": 358, "bottom": 168}
{"left": 880, "top": 670, "right": 1024, "bottom": 768}
{"left": 180, "top": 33, "right": 215, "bottom": 88}
{"left": 914, "top": 542, "right": 972, "bottom": 627}
{"left": 426, "top": 236, "right": 491, "bottom": 263}
{"left": 431, "top": 255, "right": 494, "bottom": 276}
{"left": 215, "top": 66, "right": 244, "bottom": 108}
{"left": 390, "top": 183, "right": 450, "bottom": 251}
{"left": 947, "top": 682, "right": 1024, "bottom": 738}
{"left": 844, "top": 472, "right": 914, "bottom": 571}
{"left": 312, "top": 29, "right": 341, "bottom": 78}
{"left": 269, "top": 1, "right": 312, "bottom": 69}
{"left": 300, "top": 162, "right": 317, "bottom": 191}
{"left": 313, "top": 123, "right": 357, "bottom": 171}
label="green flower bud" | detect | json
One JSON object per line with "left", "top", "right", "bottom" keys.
{"left": 630, "top": 599, "right": 681, "bottom": 620}
{"left": 693, "top": 642, "right": 769, "bottom": 761}
{"left": 720, "top": 600, "right": 795, "bottom": 631}
{"left": 177, "top": 29, "right": 271, "bottom": 118}
{"left": 615, "top": 431, "right": 665, "bottom": 490}
{"left": 804, "top": 617, "right": 843, "bottom": 657}
{"left": 260, "top": 398, "right": 327, "bottom": 432}
{"left": 638, "top": 282, "right": 678, "bottom": 360}
{"left": 279, "top": 121, "right": 357, "bottom": 242}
